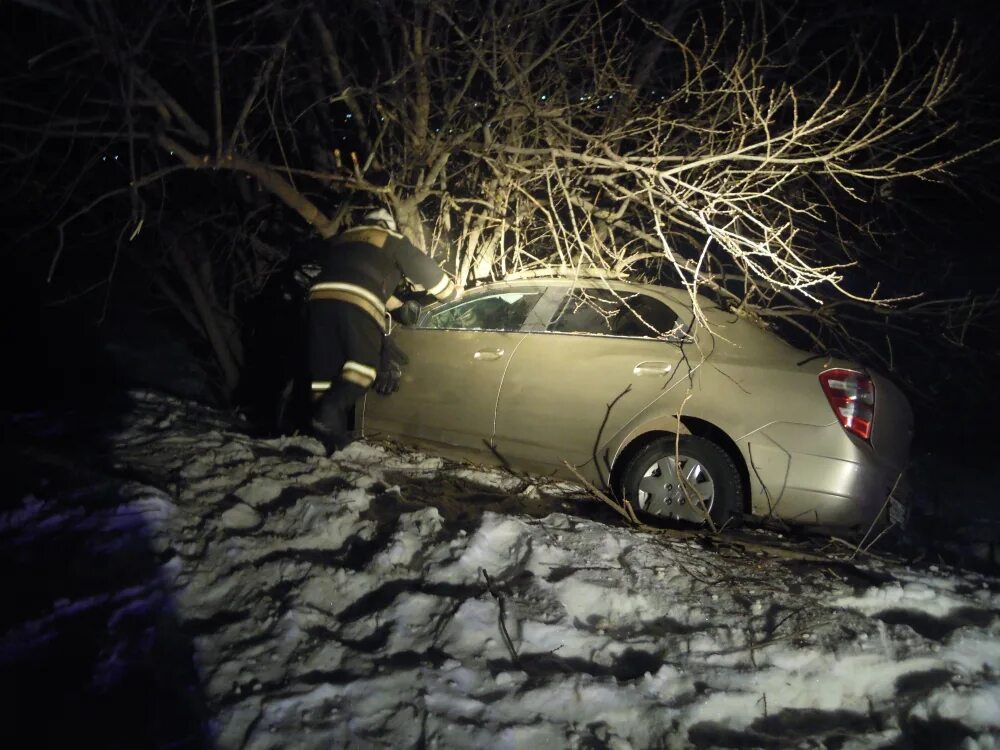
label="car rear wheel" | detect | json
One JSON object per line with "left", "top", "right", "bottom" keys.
{"left": 620, "top": 435, "right": 742, "bottom": 528}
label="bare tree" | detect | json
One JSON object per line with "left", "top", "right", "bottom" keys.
{"left": 3, "top": 0, "right": 996, "bottom": 399}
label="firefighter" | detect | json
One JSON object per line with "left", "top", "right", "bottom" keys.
{"left": 306, "top": 207, "right": 459, "bottom": 453}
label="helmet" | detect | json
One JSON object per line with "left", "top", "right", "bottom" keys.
{"left": 363, "top": 208, "right": 397, "bottom": 232}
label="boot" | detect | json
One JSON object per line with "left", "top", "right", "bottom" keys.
{"left": 309, "top": 418, "right": 353, "bottom": 455}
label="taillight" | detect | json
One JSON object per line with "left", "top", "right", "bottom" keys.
{"left": 819, "top": 368, "right": 874, "bottom": 441}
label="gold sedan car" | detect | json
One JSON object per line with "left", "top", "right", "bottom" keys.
{"left": 360, "top": 276, "right": 914, "bottom": 531}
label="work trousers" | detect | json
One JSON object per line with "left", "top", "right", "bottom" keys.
{"left": 308, "top": 299, "right": 382, "bottom": 437}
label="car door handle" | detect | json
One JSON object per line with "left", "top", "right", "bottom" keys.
{"left": 633, "top": 361, "right": 673, "bottom": 376}
{"left": 474, "top": 348, "right": 505, "bottom": 361}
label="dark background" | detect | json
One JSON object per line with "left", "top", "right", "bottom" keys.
{"left": 1, "top": 0, "right": 999, "bottom": 459}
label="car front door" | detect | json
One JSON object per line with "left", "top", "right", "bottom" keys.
{"left": 492, "top": 285, "right": 692, "bottom": 478}
{"left": 360, "top": 286, "right": 548, "bottom": 451}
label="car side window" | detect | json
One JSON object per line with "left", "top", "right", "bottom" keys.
{"left": 418, "top": 289, "right": 544, "bottom": 331}
{"left": 548, "top": 288, "right": 681, "bottom": 338}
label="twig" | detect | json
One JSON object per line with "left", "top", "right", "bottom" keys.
{"left": 716, "top": 619, "right": 836, "bottom": 656}
{"left": 850, "top": 473, "right": 902, "bottom": 560}
{"left": 859, "top": 521, "right": 897, "bottom": 557}
{"left": 758, "top": 693, "right": 768, "bottom": 718}
{"left": 825, "top": 535, "right": 888, "bottom": 563}
{"left": 561, "top": 460, "right": 641, "bottom": 525}
{"left": 157, "top": 134, "right": 338, "bottom": 236}
{"left": 205, "top": 0, "right": 223, "bottom": 161}
{"left": 227, "top": 24, "right": 295, "bottom": 153}
{"left": 676, "top": 561, "right": 723, "bottom": 585}
{"left": 482, "top": 569, "right": 519, "bottom": 664}
{"left": 671, "top": 395, "right": 717, "bottom": 534}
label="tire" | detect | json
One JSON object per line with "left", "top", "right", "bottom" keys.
{"left": 620, "top": 435, "right": 743, "bottom": 528}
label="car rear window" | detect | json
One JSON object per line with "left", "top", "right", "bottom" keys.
{"left": 549, "top": 289, "right": 680, "bottom": 338}
{"left": 419, "top": 289, "right": 544, "bottom": 331}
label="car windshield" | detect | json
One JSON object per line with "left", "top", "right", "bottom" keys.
{"left": 420, "top": 290, "right": 543, "bottom": 331}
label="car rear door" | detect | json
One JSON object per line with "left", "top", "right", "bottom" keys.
{"left": 492, "top": 284, "right": 692, "bottom": 475}
{"left": 360, "top": 286, "right": 548, "bottom": 451}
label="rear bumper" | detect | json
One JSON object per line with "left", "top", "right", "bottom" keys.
{"left": 740, "top": 421, "right": 906, "bottom": 530}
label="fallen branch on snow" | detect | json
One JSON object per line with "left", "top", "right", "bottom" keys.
{"left": 482, "top": 569, "right": 519, "bottom": 665}
{"left": 561, "top": 460, "right": 641, "bottom": 525}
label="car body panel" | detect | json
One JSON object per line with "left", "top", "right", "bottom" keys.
{"left": 741, "top": 423, "right": 896, "bottom": 526}
{"left": 869, "top": 371, "right": 915, "bottom": 467}
{"left": 361, "top": 327, "right": 524, "bottom": 449}
{"left": 493, "top": 330, "right": 689, "bottom": 470}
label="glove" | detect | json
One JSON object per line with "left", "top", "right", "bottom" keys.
{"left": 373, "top": 361, "right": 402, "bottom": 395}
{"left": 399, "top": 299, "right": 422, "bottom": 326}
{"left": 374, "top": 337, "right": 409, "bottom": 395}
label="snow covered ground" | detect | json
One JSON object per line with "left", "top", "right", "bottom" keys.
{"left": 3, "top": 390, "right": 1000, "bottom": 749}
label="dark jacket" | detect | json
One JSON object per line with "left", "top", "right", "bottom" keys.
{"left": 308, "top": 225, "right": 457, "bottom": 331}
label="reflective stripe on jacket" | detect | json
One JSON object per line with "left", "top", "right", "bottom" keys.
{"left": 307, "top": 224, "right": 456, "bottom": 328}
{"left": 309, "top": 281, "right": 389, "bottom": 332}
